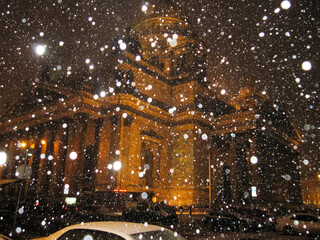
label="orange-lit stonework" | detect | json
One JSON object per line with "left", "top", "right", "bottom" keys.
{"left": 0, "top": 1, "right": 302, "bottom": 208}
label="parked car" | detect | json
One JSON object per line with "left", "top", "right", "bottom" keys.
{"left": 276, "top": 213, "right": 320, "bottom": 236}
{"left": 230, "top": 207, "right": 276, "bottom": 232}
{"left": 203, "top": 212, "right": 248, "bottom": 232}
{"left": 31, "top": 221, "right": 186, "bottom": 240}
{"left": 122, "top": 201, "right": 178, "bottom": 225}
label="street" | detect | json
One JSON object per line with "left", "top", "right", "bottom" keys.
{"left": 2, "top": 212, "right": 319, "bottom": 240}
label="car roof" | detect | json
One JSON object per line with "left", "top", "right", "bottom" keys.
{"left": 51, "top": 221, "right": 165, "bottom": 238}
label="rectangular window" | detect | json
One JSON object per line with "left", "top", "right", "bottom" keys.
{"left": 65, "top": 197, "right": 77, "bottom": 205}
{"left": 251, "top": 186, "right": 257, "bottom": 197}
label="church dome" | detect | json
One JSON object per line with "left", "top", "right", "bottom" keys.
{"left": 143, "top": 0, "right": 183, "bottom": 20}
{"left": 134, "top": 0, "right": 189, "bottom": 38}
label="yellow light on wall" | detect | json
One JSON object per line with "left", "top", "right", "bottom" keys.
{"left": 317, "top": 174, "right": 320, "bottom": 180}
{"left": 20, "top": 142, "right": 27, "bottom": 148}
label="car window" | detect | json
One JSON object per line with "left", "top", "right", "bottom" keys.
{"left": 290, "top": 215, "right": 319, "bottom": 222}
{"left": 58, "top": 229, "right": 126, "bottom": 240}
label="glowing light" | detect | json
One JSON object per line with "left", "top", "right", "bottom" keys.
{"left": 35, "top": 45, "right": 46, "bottom": 56}
{"left": 301, "top": 61, "right": 312, "bottom": 71}
{"left": 136, "top": 55, "right": 141, "bottom": 61}
{"left": 173, "top": 33, "right": 178, "bottom": 40}
{"left": 41, "top": 140, "right": 46, "bottom": 145}
{"left": 20, "top": 141, "right": 27, "bottom": 148}
{"left": 0, "top": 152, "right": 7, "bottom": 165}
{"left": 274, "top": 8, "right": 281, "bottom": 13}
{"left": 259, "top": 32, "right": 265, "bottom": 37}
{"left": 281, "top": 0, "right": 291, "bottom": 10}
{"left": 220, "top": 89, "right": 226, "bottom": 95}
{"left": 85, "top": 59, "right": 90, "bottom": 64}
{"left": 69, "top": 151, "right": 78, "bottom": 160}
{"left": 113, "top": 161, "right": 122, "bottom": 171}
{"left": 64, "top": 184, "right": 69, "bottom": 194}
{"left": 251, "top": 186, "right": 257, "bottom": 197}
{"left": 59, "top": 41, "right": 64, "bottom": 46}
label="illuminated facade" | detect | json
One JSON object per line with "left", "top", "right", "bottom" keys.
{"left": 301, "top": 179, "right": 320, "bottom": 208}
{"left": 0, "top": 0, "right": 302, "bottom": 207}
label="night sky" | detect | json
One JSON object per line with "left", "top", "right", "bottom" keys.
{"left": 0, "top": 0, "right": 319, "bottom": 179}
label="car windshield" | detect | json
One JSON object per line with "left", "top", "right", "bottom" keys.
{"left": 131, "top": 230, "right": 186, "bottom": 240}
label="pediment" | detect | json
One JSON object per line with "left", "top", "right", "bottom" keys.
{"left": 1, "top": 82, "right": 75, "bottom": 120}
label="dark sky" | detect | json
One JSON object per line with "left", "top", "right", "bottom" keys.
{"left": 0, "top": 0, "right": 319, "bottom": 179}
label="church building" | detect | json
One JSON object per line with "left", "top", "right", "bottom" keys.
{"left": 0, "top": 0, "right": 302, "bottom": 207}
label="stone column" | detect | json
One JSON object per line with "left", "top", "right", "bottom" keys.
{"left": 36, "top": 128, "right": 52, "bottom": 195}
{"left": 28, "top": 126, "right": 45, "bottom": 196}
{"left": 64, "top": 115, "right": 88, "bottom": 195}
{"left": 95, "top": 116, "right": 113, "bottom": 191}
{"left": 229, "top": 138, "right": 239, "bottom": 203}
{"left": 48, "top": 121, "right": 68, "bottom": 197}
{"left": 120, "top": 114, "right": 134, "bottom": 189}
{"left": 210, "top": 138, "right": 220, "bottom": 206}
{"left": 55, "top": 118, "right": 71, "bottom": 197}
{"left": 40, "top": 123, "right": 58, "bottom": 196}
